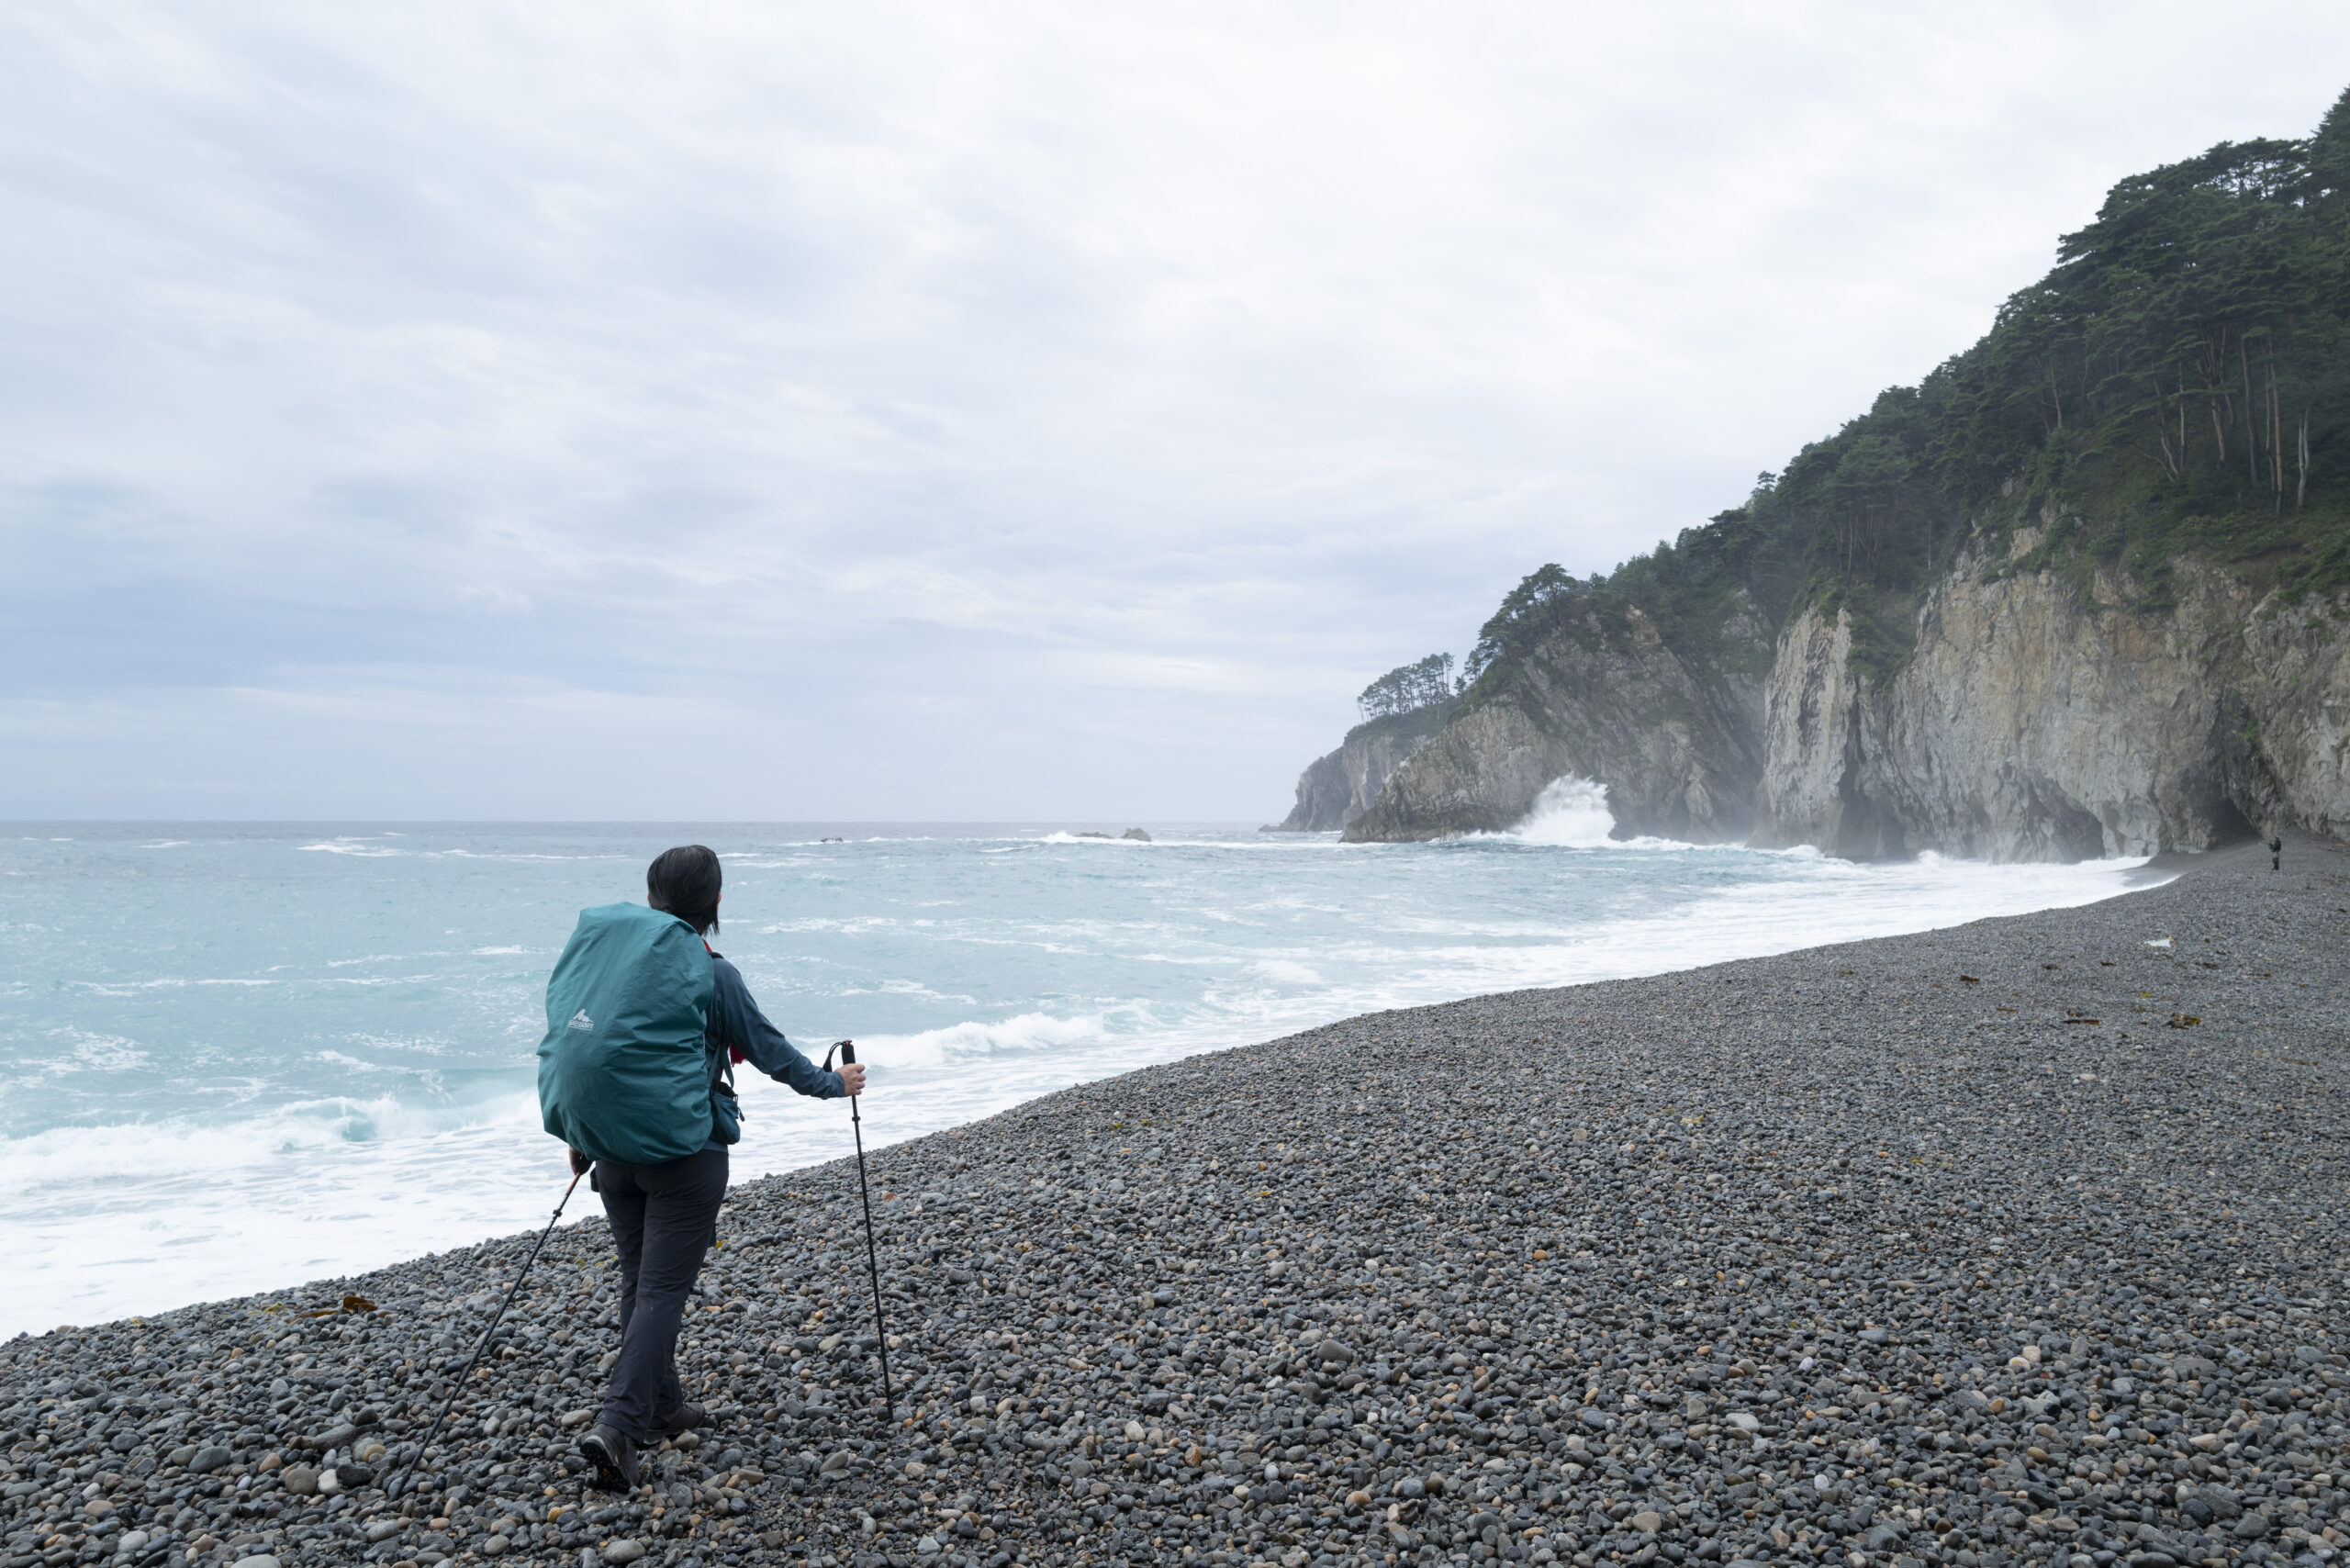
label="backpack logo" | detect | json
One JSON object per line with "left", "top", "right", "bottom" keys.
{"left": 568, "top": 1009, "right": 594, "bottom": 1033}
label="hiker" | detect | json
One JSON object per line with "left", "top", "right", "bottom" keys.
{"left": 538, "top": 844, "right": 866, "bottom": 1490}
{"left": 2271, "top": 833, "right": 2284, "bottom": 871}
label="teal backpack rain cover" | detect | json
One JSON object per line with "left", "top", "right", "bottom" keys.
{"left": 537, "top": 902, "right": 717, "bottom": 1166}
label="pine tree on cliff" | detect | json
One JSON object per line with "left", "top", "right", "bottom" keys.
{"left": 1357, "top": 654, "right": 1458, "bottom": 721}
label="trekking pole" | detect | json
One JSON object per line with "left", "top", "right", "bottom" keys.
{"left": 824, "top": 1041, "right": 897, "bottom": 1427}
{"left": 386, "top": 1169, "right": 584, "bottom": 1500}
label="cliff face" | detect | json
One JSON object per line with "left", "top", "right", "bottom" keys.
{"left": 1327, "top": 532, "right": 2350, "bottom": 858}
{"left": 1340, "top": 596, "right": 1771, "bottom": 843}
{"left": 1756, "top": 533, "right": 2350, "bottom": 859}
{"left": 1270, "top": 702, "right": 1454, "bottom": 831}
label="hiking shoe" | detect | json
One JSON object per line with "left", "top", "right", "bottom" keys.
{"left": 652, "top": 1402, "right": 707, "bottom": 1435}
{"left": 579, "top": 1424, "right": 639, "bottom": 1491}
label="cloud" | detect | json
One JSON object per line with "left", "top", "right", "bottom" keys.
{"left": 3, "top": 0, "right": 2346, "bottom": 817}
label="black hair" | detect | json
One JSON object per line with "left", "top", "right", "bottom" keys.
{"left": 647, "top": 845, "right": 722, "bottom": 935}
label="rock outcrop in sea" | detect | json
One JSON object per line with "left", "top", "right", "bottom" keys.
{"left": 1270, "top": 703, "right": 1454, "bottom": 833}
{"left": 1340, "top": 599, "right": 1766, "bottom": 845}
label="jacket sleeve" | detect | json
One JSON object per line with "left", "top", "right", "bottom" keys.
{"left": 710, "top": 958, "right": 845, "bottom": 1099}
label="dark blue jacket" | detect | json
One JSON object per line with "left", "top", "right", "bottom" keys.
{"left": 703, "top": 951, "right": 845, "bottom": 1148}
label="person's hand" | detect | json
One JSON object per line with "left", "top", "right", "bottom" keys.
{"left": 568, "top": 1147, "right": 591, "bottom": 1177}
{"left": 838, "top": 1061, "right": 867, "bottom": 1097}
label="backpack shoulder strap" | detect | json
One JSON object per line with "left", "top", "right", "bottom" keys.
{"left": 701, "top": 944, "right": 737, "bottom": 1092}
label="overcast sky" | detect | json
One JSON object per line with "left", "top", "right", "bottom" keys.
{"left": 3, "top": 3, "right": 2344, "bottom": 821}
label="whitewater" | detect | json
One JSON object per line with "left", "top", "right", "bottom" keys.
{"left": 0, "top": 794, "right": 2165, "bottom": 1338}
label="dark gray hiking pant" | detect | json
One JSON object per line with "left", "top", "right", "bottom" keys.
{"left": 595, "top": 1145, "right": 727, "bottom": 1443}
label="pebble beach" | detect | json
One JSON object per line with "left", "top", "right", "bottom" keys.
{"left": 6, "top": 833, "right": 2349, "bottom": 1568}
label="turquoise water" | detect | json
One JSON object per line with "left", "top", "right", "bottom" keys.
{"left": 0, "top": 810, "right": 2161, "bottom": 1337}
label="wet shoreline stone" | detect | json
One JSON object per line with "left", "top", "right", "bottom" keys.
{"left": 6, "top": 834, "right": 2350, "bottom": 1568}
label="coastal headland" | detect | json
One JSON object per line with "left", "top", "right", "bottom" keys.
{"left": 1282, "top": 93, "right": 2350, "bottom": 859}
{"left": 6, "top": 835, "right": 2347, "bottom": 1568}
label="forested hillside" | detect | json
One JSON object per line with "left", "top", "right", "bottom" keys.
{"left": 1465, "top": 86, "right": 2350, "bottom": 690}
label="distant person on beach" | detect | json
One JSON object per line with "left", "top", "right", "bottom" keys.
{"left": 2270, "top": 834, "right": 2283, "bottom": 871}
{"left": 542, "top": 844, "right": 865, "bottom": 1490}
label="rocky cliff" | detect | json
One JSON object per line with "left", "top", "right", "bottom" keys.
{"left": 1270, "top": 702, "right": 1453, "bottom": 831}
{"left": 1326, "top": 529, "right": 2350, "bottom": 860}
{"left": 1340, "top": 595, "right": 1771, "bottom": 843}
{"left": 1755, "top": 531, "right": 2350, "bottom": 859}
{"left": 1294, "top": 95, "right": 2350, "bottom": 860}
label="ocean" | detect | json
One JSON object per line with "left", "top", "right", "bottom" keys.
{"left": 0, "top": 790, "right": 2165, "bottom": 1338}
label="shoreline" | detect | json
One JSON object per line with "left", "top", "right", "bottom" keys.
{"left": 3, "top": 836, "right": 2168, "bottom": 1344}
{"left": 6, "top": 832, "right": 2347, "bottom": 1568}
